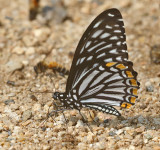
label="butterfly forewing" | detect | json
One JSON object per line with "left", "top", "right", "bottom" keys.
{"left": 66, "top": 9, "right": 128, "bottom": 93}
{"left": 54, "top": 8, "right": 140, "bottom": 116}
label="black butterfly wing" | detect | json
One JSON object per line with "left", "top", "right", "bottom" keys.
{"left": 67, "top": 8, "right": 127, "bottom": 92}
{"left": 65, "top": 8, "right": 140, "bottom": 115}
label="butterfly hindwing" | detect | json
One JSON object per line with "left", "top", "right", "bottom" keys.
{"left": 70, "top": 60, "right": 139, "bottom": 109}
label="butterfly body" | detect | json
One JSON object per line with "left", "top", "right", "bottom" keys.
{"left": 53, "top": 92, "right": 81, "bottom": 109}
{"left": 53, "top": 8, "right": 140, "bottom": 116}
{"left": 53, "top": 92, "right": 121, "bottom": 116}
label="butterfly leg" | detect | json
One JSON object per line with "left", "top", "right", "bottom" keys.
{"left": 38, "top": 106, "right": 67, "bottom": 129}
{"left": 52, "top": 102, "right": 68, "bottom": 123}
{"left": 49, "top": 108, "right": 68, "bottom": 126}
{"left": 62, "top": 112, "right": 68, "bottom": 123}
{"left": 78, "top": 110, "right": 93, "bottom": 133}
{"left": 48, "top": 112, "right": 56, "bottom": 123}
{"left": 88, "top": 110, "right": 97, "bottom": 123}
{"left": 53, "top": 102, "right": 64, "bottom": 108}
{"left": 37, "top": 104, "right": 53, "bottom": 129}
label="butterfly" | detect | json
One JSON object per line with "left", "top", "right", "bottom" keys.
{"left": 53, "top": 8, "right": 140, "bottom": 117}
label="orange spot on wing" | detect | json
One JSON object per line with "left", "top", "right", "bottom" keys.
{"left": 130, "top": 97, "right": 136, "bottom": 103}
{"left": 130, "top": 79, "right": 138, "bottom": 86}
{"left": 121, "top": 103, "right": 132, "bottom": 108}
{"left": 132, "top": 89, "right": 137, "bottom": 95}
{"left": 126, "top": 71, "right": 133, "bottom": 78}
{"left": 116, "top": 64, "right": 126, "bottom": 70}
{"left": 106, "top": 62, "right": 117, "bottom": 67}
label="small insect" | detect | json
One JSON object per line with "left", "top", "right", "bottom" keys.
{"left": 29, "top": 0, "right": 40, "bottom": 21}
{"left": 53, "top": 8, "right": 140, "bottom": 117}
{"left": 34, "top": 61, "right": 69, "bottom": 76}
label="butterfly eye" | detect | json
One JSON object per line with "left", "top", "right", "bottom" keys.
{"left": 52, "top": 92, "right": 59, "bottom": 100}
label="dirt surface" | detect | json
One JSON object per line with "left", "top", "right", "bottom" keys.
{"left": 0, "top": 0, "right": 160, "bottom": 149}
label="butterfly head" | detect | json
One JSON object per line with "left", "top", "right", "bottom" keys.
{"left": 52, "top": 92, "right": 60, "bottom": 100}
{"left": 52, "top": 92, "right": 66, "bottom": 102}
{"left": 52, "top": 92, "right": 69, "bottom": 108}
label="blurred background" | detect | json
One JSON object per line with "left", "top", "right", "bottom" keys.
{"left": 0, "top": 0, "right": 159, "bottom": 78}
{"left": 0, "top": 0, "right": 159, "bottom": 149}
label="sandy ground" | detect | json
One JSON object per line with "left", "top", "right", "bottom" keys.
{"left": 0, "top": 0, "right": 160, "bottom": 149}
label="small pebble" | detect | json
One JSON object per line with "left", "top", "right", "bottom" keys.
{"left": 25, "top": 47, "right": 35, "bottom": 55}
{"left": 32, "top": 104, "right": 42, "bottom": 112}
{"left": 69, "top": 116, "right": 78, "bottom": 126}
{"left": 116, "top": 129, "right": 123, "bottom": 135}
{"left": 30, "top": 95, "right": 38, "bottom": 101}
{"left": 137, "top": 116, "right": 148, "bottom": 124}
{"left": 144, "top": 133, "right": 152, "bottom": 140}
{"left": 146, "top": 85, "right": 154, "bottom": 92}
{"left": 104, "top": 119, "right": 111, "bottom": 123}
{"left": 153, "top": 118, "right": 160, "bottom": 125}
{"left": 76, "top": 120, "right": 84, "bottom": 127}
{"left": 145, "top": 81, "right": 154, "bottom": 92}
{"left": 7, "top": 93, "right": 16, "bottom": 97}
{"left": 108, "top": 131, "right": 117, "bottom": 136}
{"left": 22, "top": 110, "right": 32, "bottom": 121}
{"left": 6, "top": 80, "right": 15, "bottom": 86}
{"left": 6, "top": 60, "right": 23, "bottom": 73}
{"left": 12, "top": 46, "right": 25, "bottom": 55}
{"left": 94, "top": 142, "right": 106, "bottom": 150}
{"left": 4, "top": 99, "right": 15, "bottom": 105}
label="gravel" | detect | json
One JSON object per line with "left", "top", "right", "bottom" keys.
{"left": 0, "top": 0, "right": 159, "bottom": 149}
